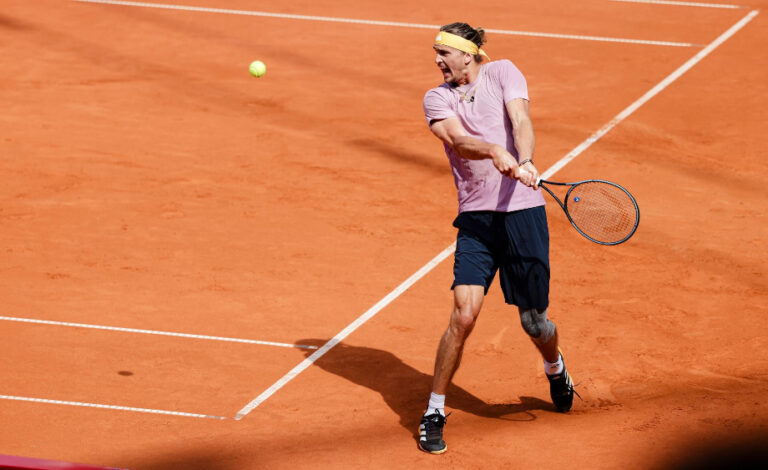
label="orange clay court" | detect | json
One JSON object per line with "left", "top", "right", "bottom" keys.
{"left": 0, "top": 0, "right": 767, "bottom": 468}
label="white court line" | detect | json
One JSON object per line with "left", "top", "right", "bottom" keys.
{"left": 611, "top": 0, "right": 745, "bottom": 9}
{"left": 0, "top": 315, "right": 318, "bottom": 350}
{"left": 72, "top": 0, "right": 698, "bottom": 47}
{"left": 233, "top": 244, "right": 456, "bottom": 420}
{"left": 234, "top": 8, "right": 759, "bottom": 420}
{"left": 542, "top": 9, "right": 758, "bottom": 179}
{"left": 482, "top": 28, "right": 698, "bottom": 47}
{"left": 0, "top": 394, "right": 225, "bottom": 419}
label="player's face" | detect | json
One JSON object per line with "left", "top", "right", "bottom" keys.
{"left": 434, "top": 45, "right": 468, "bottom": 85}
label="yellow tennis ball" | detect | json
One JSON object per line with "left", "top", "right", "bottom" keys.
{"left": 249, "top": 60, "right": 266, "bottom": 77}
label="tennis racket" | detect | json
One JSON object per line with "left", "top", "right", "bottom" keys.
{"left": 537, "top": 178, "right": 640, "bottom": 245}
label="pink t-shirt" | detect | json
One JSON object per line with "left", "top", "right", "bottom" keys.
{"left": 423, "top": 59, "right": 545, "bottom": 213}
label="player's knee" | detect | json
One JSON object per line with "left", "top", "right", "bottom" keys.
{"left": 454, "top": 311, "right": 476, "bottom": 333}
{"left": 453, "top": 317, "right": 474, "bottom": 337}
{"left": 519, "top": 308, "right": 555, "bottom": 344}
{"left": 451, "top": 306, "right": 478, "bottom": 336}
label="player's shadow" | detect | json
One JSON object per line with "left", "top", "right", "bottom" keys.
{"left": 296, "top": 339, "right": 552, "bottom": 437}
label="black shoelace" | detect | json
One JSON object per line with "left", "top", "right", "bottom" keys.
{"left": 424, "top": 412, "right": 450, "bottom": 440}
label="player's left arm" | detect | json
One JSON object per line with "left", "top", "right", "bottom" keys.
{"left": 505, "top": 98, "right": 539, "bottom": 189}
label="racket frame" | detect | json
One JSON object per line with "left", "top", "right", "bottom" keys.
{"left": 537, "top": 178, "right": 640, "bottom": 245}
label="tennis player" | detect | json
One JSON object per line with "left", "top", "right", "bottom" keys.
{"left": 418, "top": 22, "right": 577, "bottom": 455}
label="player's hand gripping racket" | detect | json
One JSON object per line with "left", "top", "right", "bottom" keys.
{"left": 537, "top": 178, "right": 640, "bottom": 245}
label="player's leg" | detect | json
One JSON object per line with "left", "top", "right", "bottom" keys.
{"left": 518, "top": 307, "right": 575, "bottom": 411}
{"left": 419, "top": 223, "right": 496, "bottom": 455}
{"left": 419, "top": 284, "right": 484, "bottom": 455}
{"left": 432, "top": 284, "right": 485, "bottom": 395}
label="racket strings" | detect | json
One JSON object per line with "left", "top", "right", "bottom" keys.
{"left": 566, "top": 182, "right": 638, "bottom": 243}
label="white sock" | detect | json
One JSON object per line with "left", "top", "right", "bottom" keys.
{"left": 425, "top": 392, "right": 445, "bottom": 416}
{"left": 544, "top": 354, "right": 564, "bottom": 376}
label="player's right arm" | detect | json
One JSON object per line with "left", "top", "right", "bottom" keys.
{"left": 429, "top": 117, "right": 524, "bottom": 181}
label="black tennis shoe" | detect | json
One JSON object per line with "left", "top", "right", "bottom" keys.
{"left": 547, "top": 363, "right": 580, "bottom": 412}
{"left": 418, "top": 411, "right": 450, "bottom": 454}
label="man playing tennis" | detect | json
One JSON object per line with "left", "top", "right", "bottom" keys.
{"left": 419, "top": 22, "right": 577, "bottom": 454}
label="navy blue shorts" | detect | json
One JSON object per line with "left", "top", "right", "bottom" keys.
{"left": 452, "top": 206, "right": 550, "bottom": 310}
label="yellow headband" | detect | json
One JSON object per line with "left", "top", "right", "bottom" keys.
{"left": 434, "top": 31, "right": 490, "bottom": 60}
